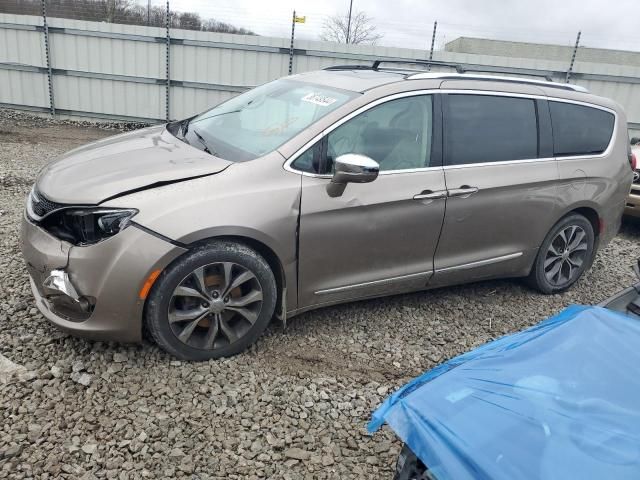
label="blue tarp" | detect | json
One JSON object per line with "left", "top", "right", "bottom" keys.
{"left": 369, "top": 305, "right": 640, "bottom": 480}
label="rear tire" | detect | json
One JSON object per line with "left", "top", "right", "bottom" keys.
{"left": 145, "top": 240, "right": 277, "bottom": 361}
{"left": 393, "top": 444, "right": 430, "bottom": 480}
{"left": 527, "top": 214, "right": 595, "bottom": 294}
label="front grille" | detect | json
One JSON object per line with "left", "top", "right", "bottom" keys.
{"left": 634, "top": 170, "right": 640, "bottom": 185}
{"left": 29, "top": 189, "right": 66, "bottom": 219}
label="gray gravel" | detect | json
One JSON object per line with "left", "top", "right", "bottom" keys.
{"left": 1, "top": 108, "right": 639, "bottom": 479}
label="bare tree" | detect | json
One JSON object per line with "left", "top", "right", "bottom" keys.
{"left": 174, "top": 12, "right": 202, "bottom": 30}
{"left": 202, "top": 18, "right": 255, "bottom": 35}
{"left": 320, "top": 11, "right": 383, "bottom": 45}
{"left": 0, "top": 0, "right": 256, "bottom": 34}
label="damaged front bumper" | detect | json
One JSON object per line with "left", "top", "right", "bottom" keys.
{"left": 20, "top": 213, "right": 186, "bottom": 342}
{"left": 43, "top": 269, "right": 80, "bottom": 300}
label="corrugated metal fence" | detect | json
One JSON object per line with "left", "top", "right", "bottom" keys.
{"left": 1, "top": 12, "right": 640, "bottom": 135}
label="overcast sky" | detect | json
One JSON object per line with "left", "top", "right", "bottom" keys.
{"left": 165, "top": 0, "right": 639, "bottom": 52}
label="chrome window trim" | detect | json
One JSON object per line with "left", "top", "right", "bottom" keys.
{"left": 435, "top": 252, "right": 524, "bottom": 273}
{"left": 314, "top": 270, "right": 430, "bottom": 295}
{"left": 443, "top": 157, "right": 556, "bottom": 170}
{"left": 379, "top": 166, "right": 443, "bottom": 175}
{"left": 442, "top": 90, "right": 547, "bottom": 101}
{"left": 546, "top": 98, "right": 618, "bottom": 161}
{"left": 282, "top": 89, "right": 618, "bottom": 177}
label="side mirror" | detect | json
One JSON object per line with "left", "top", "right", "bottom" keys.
{"left": 326, "top": 154, "right": 379, "bottom": 197}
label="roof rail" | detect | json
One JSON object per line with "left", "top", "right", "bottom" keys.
{"left": 407, "top": 73, "right": 588, "bottom": 93}
{"left": 322, "top": 59, "right": 588, "bottom": 93}
{"left": 322, "top": 60, "right": 463, "bottom": 73}
{"left": 323, "top": 64, "right": 374, "bottom": 71}
{"left": 371, "top": 59, "right": 464, "bottom": 73}
{"left": 325, "top": 60, "right": 552, "bottom": 80}
{"left": 459, "top": 64, "right": 554, "bottom": 82}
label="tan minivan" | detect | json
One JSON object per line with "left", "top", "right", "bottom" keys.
{"left": 21, "top": 61, "right": 634, "bottom": 360}
{"left": 625, "top": 143, "right": 640, "bottom": 217}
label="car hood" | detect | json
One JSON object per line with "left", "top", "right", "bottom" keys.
{"left": 36, "top": 125, "right": 232, "bottom": 204}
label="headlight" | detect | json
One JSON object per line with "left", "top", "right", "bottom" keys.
{"left": 41, "top": 208, "right": 138, "bottom": 245}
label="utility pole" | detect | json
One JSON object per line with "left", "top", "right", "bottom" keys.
{"left": 346, "top": 0, "right": 354, "bottom": 44}
{"left": 147, "top": 0, "right": 151, "bottom": 25}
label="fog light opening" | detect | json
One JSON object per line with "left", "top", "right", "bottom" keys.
{"left": 47, "top": 295, "right": 94, "bottom": 321}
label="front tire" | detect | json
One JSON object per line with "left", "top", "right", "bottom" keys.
{"left": 145, "top": 240, "right": 277, "bottom": 361}
{"left": 527, "top": 213, "right": 595, "bottom": 294}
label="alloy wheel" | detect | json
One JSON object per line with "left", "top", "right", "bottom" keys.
{"left": 543, "top": 225, "right": 589, "bottom": 287}
{"left": 167, "top": 262, "right": 263, "bottom": 351}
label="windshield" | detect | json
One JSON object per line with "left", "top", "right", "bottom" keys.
{"left": 181, "top": 79, "right": 357, "bottom": 162}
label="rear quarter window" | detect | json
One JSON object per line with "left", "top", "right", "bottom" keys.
{"left": 549, "top": 101, "right": 615, "bottom": 157}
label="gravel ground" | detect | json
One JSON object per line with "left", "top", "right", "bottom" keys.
{"left": 1, "top": 109, "right": 639, "bottom": 479}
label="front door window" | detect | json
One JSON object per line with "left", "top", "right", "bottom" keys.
{"left": 326, "top": 95, "right": 433, "bottom": 172}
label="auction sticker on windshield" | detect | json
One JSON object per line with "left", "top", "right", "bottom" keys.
{"left": 301, "top": 92, "right": 337, "bottom": 107}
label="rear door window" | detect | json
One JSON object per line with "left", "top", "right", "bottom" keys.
{"left": 549, "top": 101, "right": 615, "bottom": 157}
{"left": 444, "top": 94, "right": 539, "bottom": 166}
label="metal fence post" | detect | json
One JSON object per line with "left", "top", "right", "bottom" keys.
{"left": 165, "top": 0, "right": 170, "bottom": 121}
{"left": 41, "top": 0, "right": 55, "bottom": 115}
{"left": 427, "top": 21, "right": 437, "bottom": 71}
{"left": 566, "top": 31, "right": 581, "bottom": 83}
{"left": 288, "top": 10, "right": 296, "bottom": 75}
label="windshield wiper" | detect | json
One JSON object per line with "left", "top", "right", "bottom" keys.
{"left": 191, "top": 127, "right": 216, "bottom": 156}
{"left": 193, "top": 109, "right": 242, "bottom": 124}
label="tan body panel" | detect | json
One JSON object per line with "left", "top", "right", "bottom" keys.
{"left": 21, "top": 215, "right": 186, "bottom": 341}
{"left": 104, "top": 151, "right": 301, "bottom": 312}
{"left": 626, "top": 187, "right": 640, "bottom": 217}
{"left": 431, "top": 160, "right": 560, "bottom": 287}
{"left": 297, "top": 169, "right": 446, "bottom": 307}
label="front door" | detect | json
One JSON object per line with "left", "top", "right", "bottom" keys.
{"left": 294, "top": 93, "right": 448, "bottom": 308}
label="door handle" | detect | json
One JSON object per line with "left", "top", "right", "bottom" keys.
{"left": 413, "top": 190, "right": 448, "bottom": 200}
{"left": 448, "top": 186, "right": 479, "bottom": 198}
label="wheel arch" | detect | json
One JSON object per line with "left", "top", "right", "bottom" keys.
{"left": 526, "top": 205, "right": 602, "bottom": 294}
{"left": 526, "top": 203, "right": 602, "bottom": 277}
{"left": 564, "top": 204, "right": 602, "bottom": 242}
{"left": 569, "top": 206, "right": 601, "bottom": 240}
{"left": 185, "top": 234, "right": 288, "bottom": 319}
